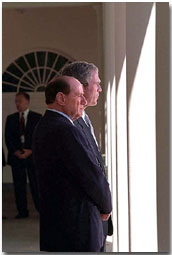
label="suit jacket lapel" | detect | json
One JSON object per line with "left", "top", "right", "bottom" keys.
{"left": 75, "top": 118, "right": 105, "bottom": 170}
{"left": 16, "top": 112, "right": 20, "bottom": 136}
{"left": 75, "top": 118, "right": 93, "bottom": 145}
{"left": 76, "top": 118, "right": 99, "bottom": 153}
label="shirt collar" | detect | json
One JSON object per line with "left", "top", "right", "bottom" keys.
{"left": 47, "top": 109, "right": 74, "bottom": 125}
{"left": 82, "top": 110, "right": 88, "bottom": 125}
{"left": 20, "top": 108, "right": 29, "bottom": 118}
{"left": 82, "top": 110, "right": 86, "bottom": 120}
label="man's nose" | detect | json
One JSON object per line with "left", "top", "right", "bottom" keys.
{"left": 81, "top": 95, "right": 87, "bottom": 105}
{"left": 98, "top": 84, "right": 102, "bottom": 92}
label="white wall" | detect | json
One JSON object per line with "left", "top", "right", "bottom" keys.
{"left": 126, "top": 3, "right": 157, "bottom": 251}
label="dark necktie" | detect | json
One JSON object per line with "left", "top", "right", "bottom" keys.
{"left": 20, "top": 112, "right": 25, "bottom": 134}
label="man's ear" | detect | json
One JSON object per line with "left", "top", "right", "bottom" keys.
{"left": 56, "top": 92, "right": 66, "bottom": 105}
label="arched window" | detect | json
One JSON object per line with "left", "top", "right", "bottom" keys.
{"left": 2, "top": 50, "right": 73, "bottom": 92}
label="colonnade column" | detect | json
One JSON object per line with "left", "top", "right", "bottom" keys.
{"left": 102, "top": 3, "right": 129, "bottom": 252}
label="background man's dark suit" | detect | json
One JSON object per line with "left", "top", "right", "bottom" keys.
{"left": 5, "top": 110, "right": 41, "bottom": 217}
{"left": 32, "top": 110, "right": 112, "bottom": 252}
{"left": 74, "top": 116, "right": 113, "bottom": 239}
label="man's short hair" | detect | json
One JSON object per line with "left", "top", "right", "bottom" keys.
{"left": 45, "top": 76, "right": 71, "bottom": 104}
{"left": 61, "top": 61, "right": 98, "bottom": 87}
{"left": 16, "top": 92, "right": 30, "bottom": 101}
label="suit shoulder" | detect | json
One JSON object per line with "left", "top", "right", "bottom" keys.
{"left": 56, "top": 118, "right": 79, "bottom": 135}
{"left": 60, "top": 120, "right": 85, "bottom": 141}
{"left": 29, "top": 111, "right": 42, "bottom": 118}
{"left": 6, "top": 112, "right": 18, "bottom": 120}
{"left": 57, "top": 118, "right": 75, "bottom": 130}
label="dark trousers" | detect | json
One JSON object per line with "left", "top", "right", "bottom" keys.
{"left": 11, "top": 161, "right": 39, "bottom": 215}
{"left": 100, "top": 236, "right": 106, "bottom": 252}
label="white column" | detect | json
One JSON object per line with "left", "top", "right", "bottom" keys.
{"left": 102, "top": 3, "right": 118, "bottom": 252}
{"left": 126, "top": 3, "right": 158, "bottom": 251}
{"left": 115, "top": 3, "right": 130, "bottom": 252}
{"left": 103, "top": 3, "right": 130, "bottom": 252}
{"left": 103, "top": 2, "right": 169, "bottom": 252}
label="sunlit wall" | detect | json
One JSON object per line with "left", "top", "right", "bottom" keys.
{"left": 127, "top": 3, "right": 157, "bottom": 252}
{"left": 103, "top": 2, "right": 169, "bottom": 252}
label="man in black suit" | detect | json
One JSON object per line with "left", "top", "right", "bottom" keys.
{"left": 2, "top": 147, "right": 7, "bottom": 219}
{"left": 5, "top": 92, "right": 41, "bottom": 218}
{"left": 62, "top": 61, "right": 113, "bottom": 250}
{"left": 32, "top": 76, "right": 112, "bottom": 252}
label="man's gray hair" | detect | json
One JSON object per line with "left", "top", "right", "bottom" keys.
{"left": 61, "top": 61, "right": 98, "bottom": 87}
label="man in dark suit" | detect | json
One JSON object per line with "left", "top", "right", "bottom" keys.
{"left": 2, "top": 147, "right": 7, "bottom": 219}
{"left": 62, "top": 61, "right": 113, "bottom": 250}
{"left": 32, "top": 76, "right": 112, "bottom": 252}
{"left": 5, "top": 92, "right": 41, "bottom": 218}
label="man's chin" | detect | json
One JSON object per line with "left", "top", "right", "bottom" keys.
{"left": 72, "top": 112, "right": 83, "bottom": 121}
{"left": 89, "top": 102, "right": 97, "bottom": 107}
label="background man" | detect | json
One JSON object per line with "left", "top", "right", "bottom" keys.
{"left": 2, "top": 147, "right": 7, "bottom": 219}
{"left": 5, "top": 92, "right": 41, "bottom": 218}
{"left": 62, "top": 61, "right": 113, "bottom": 250}
{"left": 32, "top": 76, "right": 112, "bottom": 252}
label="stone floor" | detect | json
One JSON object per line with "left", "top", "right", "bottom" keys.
{"left": 2, "top": 187, "right": 112, "bottom": 253}
{"left": 2, "top": 187, "right": 40, "bottom": 253}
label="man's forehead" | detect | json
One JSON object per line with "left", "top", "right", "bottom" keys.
{"left": 15, "top": 95, "right": 29, "bottom": 101}
{"left": 15, "top": 95, "right": 24, "bottom": 100}
{"left": 72, "top": 84, "right": 83, "bottom": 93}
{"left": 90, "top": 70, "right": 100, "bottom": 81}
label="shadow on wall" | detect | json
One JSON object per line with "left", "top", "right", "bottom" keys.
{"left": 126, "top": 3, "right": 153, "bottom": 98}
{"left": 106, "top": 3, "right": 153, "bottom": 94}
